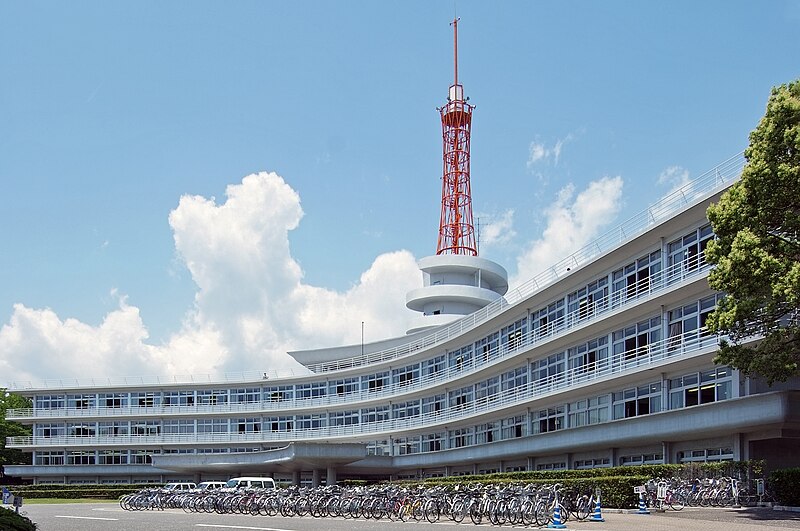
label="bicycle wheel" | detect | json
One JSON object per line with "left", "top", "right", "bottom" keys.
{"left": 424, "top": 499, "right": 440, "bottom": 523}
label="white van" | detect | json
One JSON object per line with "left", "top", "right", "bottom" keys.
{"left": 225, "top": 477, "right": 276, "bottom": 490}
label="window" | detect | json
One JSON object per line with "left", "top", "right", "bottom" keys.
{"left": 449, "top": 345, "right": 473, "bottom": 370}
{"left": 393, "top": 364, "right": 419, "bottom": 387}
{"left": 265, "top": 417, "right": 293, "bottom": 432}
{"left": 263, "top": 386, "right": 292, "bottom": 403}
{"left": 131, "top": 392, "right": 161, "bottom": 408}
{"left": 422, "top": 395, "right": 445, "bottom": 416}
{"left": 131, "top": 421, "right": 161, "bottom": 436}
{"left": 98, "top": 450, "right": 128, "bottom": 465}
{"left": 678, "top": 447, "right": 734, "bottom": 463}
{"left": 533, "top": 406, "right": 565, "bottom": 434}
{"left": 67, "top": 423, "right": 96, "bottom": 437}
{"left": 612, "top": 251, "right": 662, "bottom": 305}
{"left": 612, "top": 316, "right": 661, "bottom": 361}
{"left": 35, "top": 395, "right": 65, "bottom": 410}
{"left": 231, "top": 388, "right": 262, "bottom": 403}
{"left": 619, "top": 453, "right": 663, "bottom": 466}
{"left": 574, "top": 458, "right": 610, "bottom": 469}
{"left": 130, "top": 450, "right": 160, "bottom": 464}
{"left": 502, "top": 317, "right": 527, "bottom": 351}
{"left": 501, "top": 366, "right": 527, "bottom": 392}
{"left": 449, "top": 427, "right": 474, "bottom": 448}
{"left": 367, "top": 440, "right": 391, "bottom": 456}
{"left": 475, "top": 376, "right": 499, "bottom": 404}
{"left": 163, "top": 391, "right": 195, "bottom": 407}
{"left": 66, "top": 394, "right": 96, "bottom": 409}
{"left": 668, "top": 224, "right": 714, "bottom": 278}
{"left": 35, "top": 423, "right": 65, "bottom": 438}
{"left": 501, "top": 415, "right": 527, "bottom": 439}
{"left": 449, "top": 386, "right": 473, "bottom": 410}
{"left": 612, "top": 382, "right": 661, "bottom": 419}
{"left": 532, "top": 352, "right": 565, "bottom": 383}
{"left": 669, "top": 367, "right": 732, "bottom": 409}
{"left": 568, "top": 336, "right": 609, "bottom": 374}
{"left": 537, "top": 462, "right": 566, "bottom": 471}
{"left": 474, "top": 332, "right": 500, "bottom": 362}
{"left": 34, "top": 451, "right": 64, "bottom": 465}
{"left": 67, "top": 451, "right": 96, "bottom": 465}
{"left": 475, "top": 422, "right": 500, "bottom": 444}
{"left": 422, "top": 355, "right": 446, "bottom": 377}
{"left": 235, "top": 418, "right": 261, "bottom": 433}
{"left": 422, "top": 432, "right": 445, "bottom": 452}
{"left": 567, "top": 276, "right": 609, "bottom": 322}
{"left": 363, "top": 372, "right": 389, "bottom": 392}
{"left": 98, "top": 421, "right": 129, "bottom": 436}
{"left": 98, "top": 393, "right": 127, "bottom": 408}
{"left": 392, "top": 400, "right": 421, "bottom": 419}
{"left": 361, "top": 406, "right": 390, "bottom": 424}
{"left": 295, "top": 415, "right": 326, "bottom": 430}
{"left": 568, "top": 395, "right": 610, "bottom": 427}
{"left": 329, "top": 410, "right": 359, "bottom": 426}
{"left": 329, "top": 378, "right": 359, "bottom": 396}
{"left": 532, "top": 300, "right": 565, "bottom": 338}
{"left": 393, "top": 436, "right": 420, "bottom": 455}
{"left": 197, "top": 419, "right": 229, "bottom": 434}
{"left": 197, "top": 389, "right": 229, "bottom": 406}
{"left": 164, "top": 420, "right": 195, "bottom": 435}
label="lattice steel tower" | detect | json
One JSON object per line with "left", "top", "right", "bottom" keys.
{"left": 437, "top": 17, "right": 477, "bottom": 256}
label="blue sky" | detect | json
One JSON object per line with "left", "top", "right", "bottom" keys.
{"left": 1, "top": 1, "right": 798, "bottom": 384}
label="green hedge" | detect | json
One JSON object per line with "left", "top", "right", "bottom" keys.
{"left": 2, "top": 484, "right": 157, "bottom": 500}
{"left": 769, "top": 467, "right": 800, "bottom": 507}
{"left": 0, "top": 506, "right": 37, "bottom": 531}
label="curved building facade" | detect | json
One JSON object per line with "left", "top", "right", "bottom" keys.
{"left": 5, "top": 154, "right": 800, "bottom": 485}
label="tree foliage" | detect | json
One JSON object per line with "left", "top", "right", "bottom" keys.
{"left": 705, "top": 79, "right": 800, "bottom": 384}
{"left": 0, "top": 389, "right": 32, "bottom": 480}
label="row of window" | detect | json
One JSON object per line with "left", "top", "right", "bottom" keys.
{"left": 33, "top": 447, "right": 269, "bottom": 466}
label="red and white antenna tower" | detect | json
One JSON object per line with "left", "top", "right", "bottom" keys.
{"left": 436, "top": 17, "right": 477, "bottom": 256}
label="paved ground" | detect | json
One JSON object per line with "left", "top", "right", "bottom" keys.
{"left": 13, "top": 502, "right": 800, "bottom": 531}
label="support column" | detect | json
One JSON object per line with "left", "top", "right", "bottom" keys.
{"left": 326, "top": 466, "right": 337, "bottom": 486}
{"left": 312, "top": 469, "right": 321, "bottom": 488}
{"left": 292, "top": 470, "right": 301, "bottom": 486}
{"left": 662, "top": 441, "right": 672, "bottom": 464}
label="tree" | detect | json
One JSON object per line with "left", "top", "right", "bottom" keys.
{"left": 0, "top": 389, "right": 32, "bottom": 481}
{"left": 705, "top": 79, "right": 800, "bottom": 384}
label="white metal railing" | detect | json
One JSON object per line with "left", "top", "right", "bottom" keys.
{"left": 7, "top": 152, "right": 743, "bottom": 390}
{"left": 7, "top": 253, "right": 711, "bottom": 421}
{"left": 6, "top": 328, "right": 720, "bottom": 448}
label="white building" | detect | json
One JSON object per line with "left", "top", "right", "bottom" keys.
{"left": 5, "top": 153, "right": 800, "bottom": 485}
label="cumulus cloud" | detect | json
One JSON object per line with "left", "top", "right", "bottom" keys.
{"left": 0, "top": 171, "right": 420, "bottom": 385}
{"left": 650, "top": 165, "right": 705, "bottom": 222}
{"left": 511, "top": 176, "right": 624, "bottom": 288}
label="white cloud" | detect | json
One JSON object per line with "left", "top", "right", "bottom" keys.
{"left": 526, "top": 133, "right": 575, "bottom": 169}
{"left": 657, "top": 165, "right": 690, "bottom": 192}
{"left": 0, "top": 171, "right": 421, "bottom": 385}
{"left": 478, "top": 209, "right": 516, "bottom": 249}
{"left": 650, "top": 165, "right": 702, "bottom": 222}
{"left": 510, "top": 176, "right": 624, "bottom": 288}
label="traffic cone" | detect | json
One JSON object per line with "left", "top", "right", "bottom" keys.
{"left": 637, "top": 492, "right": 650, "bottom": 515}
{"left": 548, "top": 502, "right": 567, "bottom": 529}
{"left": 588, "top": 495, "right": 605, "bottom": 522}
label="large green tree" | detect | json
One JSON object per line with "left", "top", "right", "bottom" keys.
{"left": 705, "top": 79, "right": 800, "bottom": 384}
{"left": 0, "top": 389, "right": 32, "bottom": 480}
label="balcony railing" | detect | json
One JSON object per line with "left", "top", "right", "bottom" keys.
{"left": 6, "top": 327, "right": 720, "bottom": 448}
{"left": 8, "top": 253, "right": 711, "bottom": 421}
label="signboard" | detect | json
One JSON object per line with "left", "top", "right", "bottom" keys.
{"left": 1, "top": 487, "right": 11, "bottom": 505}
{"left": 756, "top": 479, "right": 765, "bottom": 496}
{"left": 633, "top": 485, "right": 646, "bottom": 494}
{"left": 657, "top": 484, "right": 668, "bottom": 500}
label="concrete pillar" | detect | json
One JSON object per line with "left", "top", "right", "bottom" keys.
{"left": 662, "top": 441, "right": 672, "bottom": 464}
{"left": 527, "top": 456, "right": 535, "bottom": 471}
{"left": 292, "top": 470, "right": 301, "bottom": 486}
{"left": 312, "top": 469, "right": 321, "bottom": 488}
{"left": 326, "top": 466, "right": 337, "bottom": 486}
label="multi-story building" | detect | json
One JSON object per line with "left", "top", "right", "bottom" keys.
{"left": 5, "top": 152, "right": 800, "bottom": 485}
